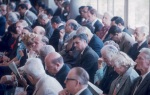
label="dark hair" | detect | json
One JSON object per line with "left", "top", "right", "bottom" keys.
{"left": 108, "top": 25, "right": 122, "bottom": 35}
{"left": 89, "top": 8, "right": 97, "bottom": 15}
{"left": 8, "top": 24, "right": 17, "bottom": 34}
{"left": 83, "top": 23, "right": 94, "bottom": 33}
{"left": 73, "top": 33, "right": 88, "bottom": 43}
{"left": 52, "top": 56, "right": 64, "bottom": 64}
{"left": 39, "top": 3, "right": 47, "bottom": 10}
{"left": 111, "top": 16, "right": 119, "bottom": 21}
{"left": 87, "top": 6, "right": 93, "bottom": 11}
{"left": 115, "top": 17, "right": 124, "bottom": 26}
{"left": 18, "top": 3, "right": 28, "bottom": 10}
{"left": 7, "top": 2, "right": 16, "bottom": 11}
{"left": 79, "top": 6, "right": 85, "bottom": 14}
{"left": 69, "top": 22, "right": 78, "bottom": 30}
{"left": 51, "top": 16, "right": 62, "bottom": 24}
{"left": 45, "top": 8, "right": 53, "bottom": 16}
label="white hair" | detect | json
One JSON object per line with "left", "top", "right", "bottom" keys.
{"left": 136, "top": 25, "right": 149, "bottom": 36}
{"left": 24, "top": 58, "right": 45, "bottom": 79}
{"left": 140, "top": 48, "right": 150, "bottom": 59}
{"left": 101, "top": 45, "right": 119, "bottom": 57}
{"left": 111, "top": 51, "right": 135, "bottom": 68}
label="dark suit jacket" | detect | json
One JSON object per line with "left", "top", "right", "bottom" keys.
{"left": 80, "top": 88, "right": 93, "bottom": 95}
{"left": 75, "top": 46, "right": 99, "bottom": 83}
{"left": 55, "top": 64, "right": 70, "bottom": 88}
{"left": 44, "top": 21, "right": 54, "bottom": 40}
{"left": 99, "top": 66, "right": 118, "bottom": 94}
{"left": 88, "top": 34, "right": 103, "bottom": 57}
{"left": 54, "top": 8, "right": 62, "bottom": 17}
{"left": 130, "top": 72, "right": 150, "bottom": 95}
{"left": 0, "top": 16, "right": 6, "bottom": 36}
{"left": 49, "top": 25, "right": 64, "bottom": 52}
{"left": 128, "top": 41, "right": 148, "bottom": 61}
{"left": 93, "top": 20, "right": 103, "bottom": 34}
{"left": 75, "top": 15, "right": 83, "bottom": 25}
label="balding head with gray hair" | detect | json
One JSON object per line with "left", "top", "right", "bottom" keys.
{"left": 23, "top": 58, "right": 45, "bottom": 79}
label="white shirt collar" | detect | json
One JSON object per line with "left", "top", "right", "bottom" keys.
{"left": 138, "top": 39, "right": 146, "bottom": 47}
{"left": 24, "top": 10, "right": 28, "bottom": 16}
{"left": 75, "top": 86, "right": 87, "bottom": 95}
{"left": 92, "top": 18, "right": 98, "bottom": 26}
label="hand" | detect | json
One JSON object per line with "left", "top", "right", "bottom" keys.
{"left": 59, "top": 29, "right": 65, "bottom": 40}
{"left": 0, "top": 75, "right": 15, "bottom": 84}
{"left": 17, "top": 75, "right": 28, "bottom": 88}
{"left": 98, "top": 58, "right": 103, "bottom": 69}
{"left": 19, "top": 50, "right": 24, "bottom": 57}
{"left": 2, "top": 55, "right": 10, "bottom": 62}
{"left": 59, "top": 88, "right": 70, "bottom": 95}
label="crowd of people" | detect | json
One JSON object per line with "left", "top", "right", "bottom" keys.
{"left": 0, "top": 0, "right": 150, "bottom": 95}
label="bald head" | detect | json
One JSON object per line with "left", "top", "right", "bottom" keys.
{"left": 45, "top": 52, "right": 64, "bottom": 75}
{"left": 65, "top": 19, "right": 78, "bottom": 33}
{"left": 33, "top": 26, "right": 45, "bottom": 36}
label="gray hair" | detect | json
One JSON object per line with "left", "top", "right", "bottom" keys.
{"left": 136, "top": 25, "right": 149, "bottom": 37}
{"left": 33, "top": 26, "right": 46, "bottom": 35}
{"left": 101, "top": 45, "right": 119, "bottom": 58}
{"left": 7, "top": 12, "right": 19, "bottom": 24}
{"left": 39, "top": 45, "right": 55, "bottom": 59}
{"left": 111, "top": 51, "right": 135, "bottom": 68}
{"left": 24, "top": 58, "right": 45, "bottom": 79}
{"left": 38, "top": 14, "right": 48, "bottom": 20}
{"left": 42, "top": 36, "right": 49, "bottom": 45}
{"left": 140, "top": 48, "right": 150, "bottom": 59}
{"left": 73, "top": 67, "right": 89, "bottom": 85}
{"left": 17, "top": 20, "right": 28, "bottom": 27}
{"left": 76, "top": 26, "right": 91, "bottom": 35}
{"left": 104, "top": 40, "right": 120, "bottom": 50}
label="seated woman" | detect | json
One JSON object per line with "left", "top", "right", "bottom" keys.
{"left": 108, "top": 51, "right": 139, "bottom": 95}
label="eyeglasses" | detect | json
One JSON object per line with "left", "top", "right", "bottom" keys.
{"left": 65, "top": 78, "right": 77, "bottom": 82}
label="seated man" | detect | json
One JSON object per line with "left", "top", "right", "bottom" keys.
{"left": 59, "top": 67, "right": 92, "bottom": 95}
{"left": 45, "top": 52, "right": 70, "bottom": 88}
{"left": 73, "top": 33, "right": 99, "bottom": 83}
{"left": 22, "top": 58, "right": 63, "bottom": 95}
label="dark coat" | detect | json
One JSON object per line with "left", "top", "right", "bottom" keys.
{"left": 75, "top": 46, "right": 99, "bottom": 83}
{"left": 55, "top": 64, "right": 70, "bottom": 88}
{"left": 128, "top": 41, "right": 148, "bottom": 61}
{"left": 130, "top": 72, "right": 150, "bottom": 95}
{"left": 88, "top": 34, "right": 103, "bottom": 57}
{"left": 93, "top": 20, "right": 103, "bottom": 34}
{"left": 99, "top": 66, "right": 118, "bottom": 94}
{"left": 49, "top": 25, "right": 64, "bottom": 52}
{"left": 80, "top": 88, "right": 93, "bottom": 95}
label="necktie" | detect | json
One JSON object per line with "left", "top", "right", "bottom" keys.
{"left": 137, "top": 76, "right": 142, "bottom": 86}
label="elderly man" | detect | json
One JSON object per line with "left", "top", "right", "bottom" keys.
{"left": 108, "top": 25, "right": 135, "bottom": 53}
{"left": 59, "top": 67, "right": 92, "bottom": 95}
{"left": 131, "top": 48, "right": 150, "bottom": 95}
{"left": 33, "top": 26, "right": 46, "bottom": 36}
{"left": 45, "top": 52, "right": 70, "bottom": 88}
{"left": 128, "top": 25, "right": 149, "bottom": 61}
{"left": 32, "top": 35, "right": 48, "bottom": 54}
{"left": 99, "top": 45, "right": 119, "bottom": 94}
{"left": 22, "top": 58, "right": 63, "bottom": 95}
{"left": 73, "top": 33, "right": 99, "bottom": 83}
{"left": 59, "top": 19, "right": 78, "bottom": 52}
